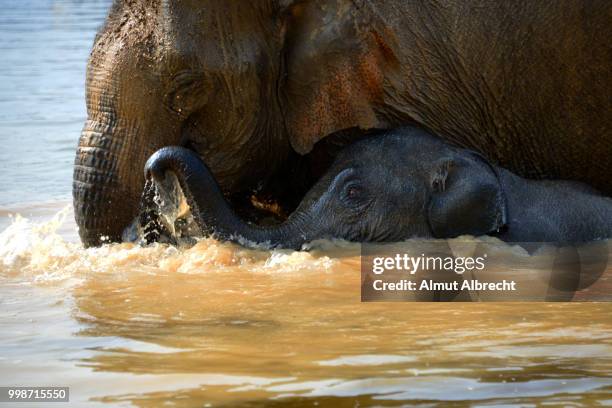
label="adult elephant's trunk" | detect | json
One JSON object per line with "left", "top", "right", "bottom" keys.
{"left": 145, "top": 147, "right": 314, "bottom": 250}
{"left": 73, "top": 117, "right": 135, "bottom": 246}
{"left": 73, "top": 26, "right": 182, "bottom": 247}
{"left": 73, "top": 116, "right": 180, "bottom": 247}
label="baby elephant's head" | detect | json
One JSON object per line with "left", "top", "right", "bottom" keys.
{"left": 299, "top": 127, "right": 508, "bottom": 242}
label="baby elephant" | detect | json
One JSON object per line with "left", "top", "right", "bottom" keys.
{"left": 144, "top": 127, "right": 612, "bottom": 249}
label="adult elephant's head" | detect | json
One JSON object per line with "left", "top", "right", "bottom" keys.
{"left": 74, "top": 0, "right": 390, "bottom": 246}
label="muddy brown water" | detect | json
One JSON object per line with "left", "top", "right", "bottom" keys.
{"left": 1, "top": 1, "right": 611, "bottom": 406}
{"left": 1, "top": 204, "right": 612, "bottom": 406}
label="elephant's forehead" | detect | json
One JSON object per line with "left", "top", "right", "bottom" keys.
{"left": 158, "top": 1, "right": 278, "bottom": 66}
{"left": 345, "top": 132, "right": 449, "bottom": 164}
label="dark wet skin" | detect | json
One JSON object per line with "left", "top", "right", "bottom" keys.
{"left": 144, "top": 127, "right": 612, "bottom": 249}
{"left": 74, "top": 0, "right": 612, "bottom": 247}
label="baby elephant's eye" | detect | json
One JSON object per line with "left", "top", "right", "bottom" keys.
{"left": 347, "top": 186, "right": 360, "bottom": 198}
{"left": 341, "top": 182, "right": 364, "bottom": 205}
{"left": 432, "top": 178, "right": 443, "bottom": 192}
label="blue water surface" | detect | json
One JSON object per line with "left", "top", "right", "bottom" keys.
{"left": 0, "top": 0, "right": 112, "bottom": 205}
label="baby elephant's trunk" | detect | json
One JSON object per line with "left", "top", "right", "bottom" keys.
{"left": 144, "top": 147, "right": 312, "bottom": 249}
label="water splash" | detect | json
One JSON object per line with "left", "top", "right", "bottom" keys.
{"left": 0, "top": 206, "right": 79, "bottom": 282}
{"left": 0, "top": 207, "right": 341, "bottom": 284}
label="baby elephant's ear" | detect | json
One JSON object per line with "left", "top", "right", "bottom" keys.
{"left": 427, "top": 153, "right": 507, "bottom": 239}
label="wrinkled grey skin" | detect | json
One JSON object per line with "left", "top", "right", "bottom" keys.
{"left": 74, "top": 0, "right": 612, "bottom": 247}
{"left": 145, "top": 127, "right": 612, "bottom": 249}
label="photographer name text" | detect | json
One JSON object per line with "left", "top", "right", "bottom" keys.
{"left": 369, "top": 253, "right": 516, "bottom": 292}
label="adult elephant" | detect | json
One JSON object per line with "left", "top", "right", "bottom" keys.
{"left": 74, "top": 0, "right": 612, "bottom": 247}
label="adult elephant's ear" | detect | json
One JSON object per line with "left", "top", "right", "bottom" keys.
{"left": 280, "top": 0, "right": 386, "bottom": 155}
{"left": 427, "top": 152, "right": 507, "bottom": 239}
